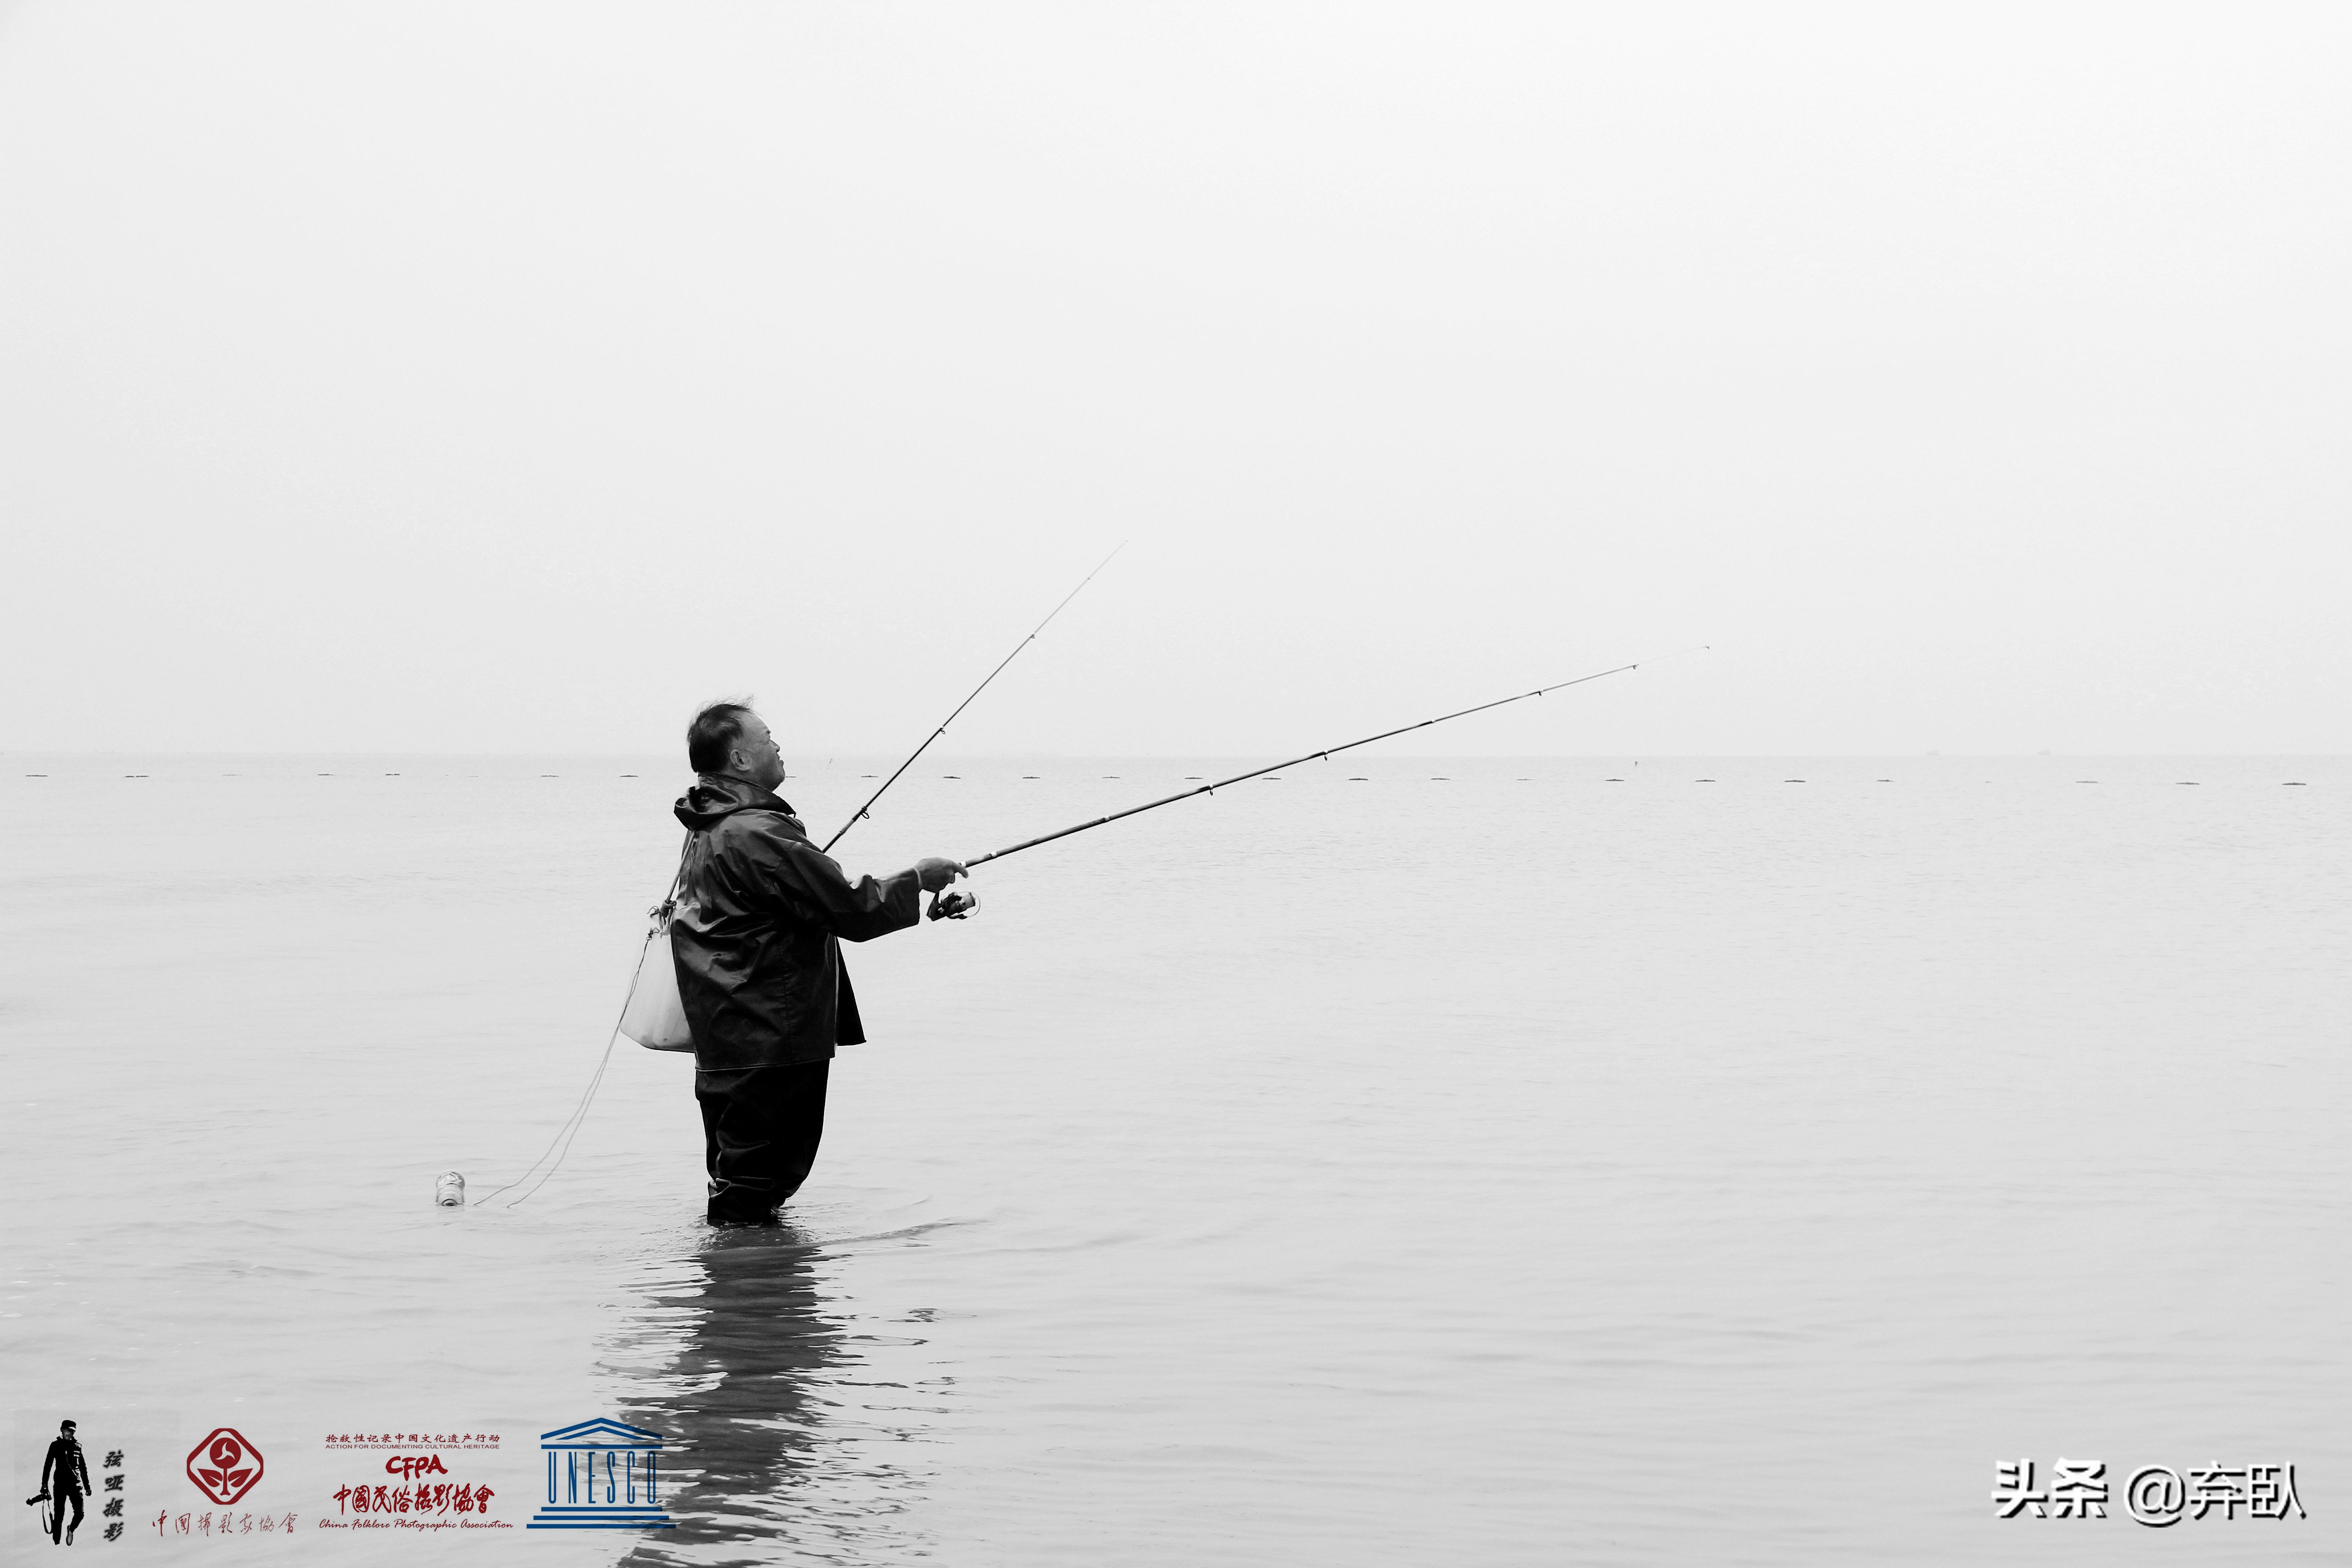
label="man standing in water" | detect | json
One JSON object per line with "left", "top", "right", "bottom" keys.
{"left": 39, "top": 1418, "right": 89, "bottom": 1544}
{"left": 670, "top": 701, "right": 966, "bottom": 1226}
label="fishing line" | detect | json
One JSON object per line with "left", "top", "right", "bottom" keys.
{"left": 470, "top": 950, "right": 638, "bottom": 1208}
{"left": 822, "top": 541, "right": 1126, "bottom": 853}
{"left": 473, "top": 874, "right": 677, "bottom": 1209}
{"left": 964, "top": 646, "right": 1710, "bottom": 867}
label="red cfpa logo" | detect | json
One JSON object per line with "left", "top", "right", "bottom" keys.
{"left": 186, "top": 1428, "right": 264, "bottom": 1504}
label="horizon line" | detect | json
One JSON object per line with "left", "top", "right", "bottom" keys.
{"left": 6, "top": 750, "right": 2348, "bottom": 761}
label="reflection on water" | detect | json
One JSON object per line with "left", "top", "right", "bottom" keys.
{"left": 610, "top": 1224, "right": 936, "bottom": 1567}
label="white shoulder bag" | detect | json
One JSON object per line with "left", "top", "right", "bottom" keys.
{"left": 619, "top": 837, "right": 696, "bottom": 1052}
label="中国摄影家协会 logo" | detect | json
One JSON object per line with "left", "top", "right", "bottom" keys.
{"left": 186, "top": 1429, "right": 264, "bottom": 1505}
{"left": 527, "top": 1419, "right": 673, "bottom": 1530}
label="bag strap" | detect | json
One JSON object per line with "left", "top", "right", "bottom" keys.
{"left": 652, "top": 831, "right": 695, "bottom": 928}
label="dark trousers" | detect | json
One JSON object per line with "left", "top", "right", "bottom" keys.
{"left": 50, "top": 1488, "right": 83, "bottom": 1543}
{"left": 696, "top": 1060, "right": 829, "bottom": 1223}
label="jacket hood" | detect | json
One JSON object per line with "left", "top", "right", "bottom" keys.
{"left": 674, "top": 774, "right": 800, "bottom": 834}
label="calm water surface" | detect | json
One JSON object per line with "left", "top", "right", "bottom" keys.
{"left": 3, "top": 755, "right": 2346, "bottom": 1564}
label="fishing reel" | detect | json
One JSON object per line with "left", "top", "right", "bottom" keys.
{"left": 927, "top": 887, "right": 979, "bottom": 921}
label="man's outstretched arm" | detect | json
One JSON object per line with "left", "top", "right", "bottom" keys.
{"left": 752, "top": 835, "right": 964, "bottom": 942}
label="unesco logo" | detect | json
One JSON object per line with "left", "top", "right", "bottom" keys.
{"left": 526, "top": 1419, "right": 672, "bottom": 1530}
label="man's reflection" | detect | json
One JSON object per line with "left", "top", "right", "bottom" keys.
{"left": 612, "top": 1222, "right": 846, "bottom": 1563}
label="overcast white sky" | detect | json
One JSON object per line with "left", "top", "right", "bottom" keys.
{"left": 3, "top": 3, "right": 2346, "bottom": 756}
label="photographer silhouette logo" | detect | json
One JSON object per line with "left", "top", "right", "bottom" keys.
{"left": 527, "top": 1419, "right": 672, "bottom": 1530}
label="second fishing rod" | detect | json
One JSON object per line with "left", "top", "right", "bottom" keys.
{"left": 823, "top": 541, "right": 1125, "bottom": 856}
{"left": 941, "top": 646, "right": 1708, "bottom": 887}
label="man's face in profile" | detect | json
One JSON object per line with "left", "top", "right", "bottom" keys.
{"left": 731, "top": 714, "right": 787, "bottom": 792}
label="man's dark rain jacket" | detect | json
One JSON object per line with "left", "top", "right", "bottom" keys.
{"left": 670, "top": 775, "right": 921, "bottom": 1069}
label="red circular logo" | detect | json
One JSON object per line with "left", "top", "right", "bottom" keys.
{"left": 185, "top": 1427, "right": 264, "bottom": 1504}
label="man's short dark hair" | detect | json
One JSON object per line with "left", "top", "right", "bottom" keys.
{"left": 687, "top": 701, "right": 756, "bottom": 774}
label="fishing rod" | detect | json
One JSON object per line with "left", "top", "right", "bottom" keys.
{"left": 961, "top": 647, "right": 1708, "bottom": 870}
{"left": 822, "top": 541, "right": 1126, "bottom": 854}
